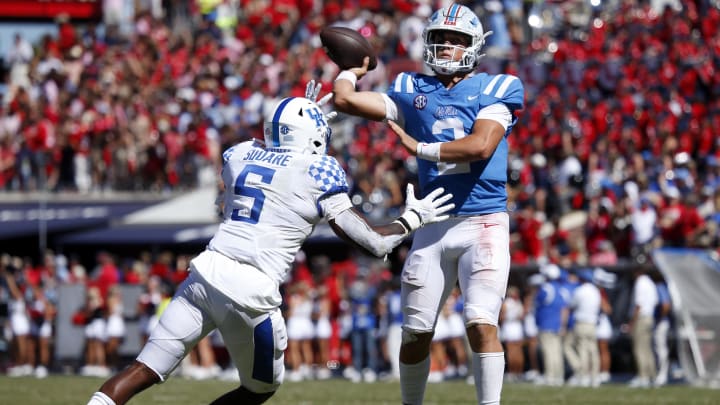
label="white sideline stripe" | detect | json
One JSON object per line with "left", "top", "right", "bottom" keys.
{"left": 483, "top": 75, "right": 502, "bottom": 95}
{"left": 494, "top": 76, "right": 517, "bottom": 98}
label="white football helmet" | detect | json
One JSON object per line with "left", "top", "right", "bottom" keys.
{"left": 422, "top": 4, "right": 492, "bottom": 75}
{"left": 263, "top": 97, "right": 332, "bottom": 155}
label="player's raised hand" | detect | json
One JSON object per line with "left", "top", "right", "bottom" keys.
{"left": 388, "top": 120, "right": 418, "bottom": 155}
{"left": 305, "top": 79, "right": 322, "bottom": 102}
{"left": 305, "top": 79, "right": 337, "bottom": 121}
{"left": 305, "top": 79, "right": 334, "bottom": 106}
{"left": 396, "top": 184, "right": 454, "bottom": 233}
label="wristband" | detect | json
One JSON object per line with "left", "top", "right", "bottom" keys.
{"left": 416, "top": 142, "right": 442, "bottom": 162}
{"left": 335, "top": 70, "right": 358, "bottom": 88}
{"left": 394, "top": 209, "right": 423, "bottom": 234}
{"left": 392, "top": 219, "right": 412, "bottom": 234}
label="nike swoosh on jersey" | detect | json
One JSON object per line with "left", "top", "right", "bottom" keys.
{"left": 467, "top": 95, "right": 478, "bottom": 100}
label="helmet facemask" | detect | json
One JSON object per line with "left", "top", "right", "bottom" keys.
{"left": 424, "top": 30, "right": 477, "bottom": 75}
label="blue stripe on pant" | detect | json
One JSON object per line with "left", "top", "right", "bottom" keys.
{"left": 252, "top": 316, "right": 274, "bottom": 383}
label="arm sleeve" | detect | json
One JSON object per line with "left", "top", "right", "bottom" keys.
{"left": 318, "top": 192, "right": 354, "bottom": 220}
{"left": 330, "top": 209, "right": 407, "bottom": 257}
{"left": 382, "top": 93, "right": 401, "bottom": 122}
{"left": 476, "top": 103, "right": 512, "bottom": 131}
{"left": 319, "top": 193, "right": 406, "bottom": 258}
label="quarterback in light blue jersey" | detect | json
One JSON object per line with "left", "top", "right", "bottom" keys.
{"left": 86, "top": 96, "right": 454, "bottom": 405}
{"left": 388, "top": 71, "right": 523, "bottom": 216}
{"left": 332, "top": 3, "right": 525, "bottom": 404}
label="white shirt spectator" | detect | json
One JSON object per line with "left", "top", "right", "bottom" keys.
{"left": 398, "top": 14, "right": 426, "bottom": 61}
{"left": 6, "top": 34, "right": 33, "bottom": 66}
{"left": 557, "top": 154, "right": 582, "bottom": 187}
{"left": 570, "top": 282, "right": 601, "bottom": 324}
{"left": 633, "top": 274, "right": 658, "bottom": 318}
{"left": 631, "top": 200, "right": 657, "bottom": 245}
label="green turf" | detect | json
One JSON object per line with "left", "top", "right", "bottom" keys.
{"left": 0, "top": 376, "right": 718, "bottom": 404}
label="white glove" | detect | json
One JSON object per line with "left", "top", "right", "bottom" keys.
{"left": 305, "top": 80, "right": 322, "bottom": 102}
{"left": 395, "top": 184, "right": 454, "bottom": 233}
{"left": 305, "top": 79, "right": 337, "bottom": 121}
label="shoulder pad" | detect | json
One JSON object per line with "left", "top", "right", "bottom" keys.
{"left": 308, "top": 155, "right": 349, "bottom": 194}
{"left": 482, "top": 74, "right": 524, "bottom": 110}
{"left": 222, "top": 140, "right": 253, "bottom": 163}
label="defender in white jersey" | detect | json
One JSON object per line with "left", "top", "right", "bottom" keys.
{"left": 86, "top": 96, "right": 454, "bottom": 405}
{"left": 332, "top": 3, "right": 524, "bottom": 404}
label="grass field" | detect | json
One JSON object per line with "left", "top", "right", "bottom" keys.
{"left": 1, "top": 376, "right": 719, "bottom": 405}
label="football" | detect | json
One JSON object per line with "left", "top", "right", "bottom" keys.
{"left": 320, "top": 26, "right": 378, "bottom": 71}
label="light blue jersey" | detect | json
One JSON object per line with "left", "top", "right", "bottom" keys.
{"left": 388, "top": 72, "right": 524, "bottom": 216}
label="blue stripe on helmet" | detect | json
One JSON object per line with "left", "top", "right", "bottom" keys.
{"left": 271, "top": 97, "right": 295, "bottom": 147}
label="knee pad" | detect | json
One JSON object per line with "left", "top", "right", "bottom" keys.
{"left": 402, "top": 330, "right": 420, "bottom": 345}
{"left": 401, "top": 328, "right": 436, "bottom": 345}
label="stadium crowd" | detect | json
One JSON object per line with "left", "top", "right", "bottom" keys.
{"left": 0, "top": 0, "right": 718, "bottom": 387}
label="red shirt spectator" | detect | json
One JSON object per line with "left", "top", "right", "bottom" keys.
{"left": 93, "top": 253, "right": 120, "bottom": 298}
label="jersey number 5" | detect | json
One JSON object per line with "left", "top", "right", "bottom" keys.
{"left": 231, "top": 164, "right": 276, "bottom": 224}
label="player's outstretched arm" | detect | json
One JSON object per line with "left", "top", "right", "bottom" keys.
{"left": 332, "top": 57, "right": 387, "bottom": 121}
{"left": 326, "top": 185, "right": 454, "bottom": 257}
{"left": 388, "top": 118, "right": 506, "bottom": 163}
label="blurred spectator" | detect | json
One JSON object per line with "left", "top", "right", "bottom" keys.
{"left": 285, "top": 280, "right": 315, "bottom": 382}
{"left": 631, "top": 196, "right": 659, "bottom": 259}
{"left": 653, "top": 273, "right": 672, "bottom": 387}
{"left": 593, "top": 267, "right": 617, "bottom": 385}
{"left": 428, "top": 301, "right": 449, "bottom": 384}
{"left": 382, "top": 279, "right": 403, "bottom": 381}
{"left": 627, "top": 267, "right": 658, "bottom": 388}
{"left": 565, "top": 269, "right": 601, "bottom": 387}
{"left": 534, "top": 263, "right": 566, "bottom": 386}
{"left": 5, "top": 33, "right": 33, "bottom": 97}
{"left": 346, "top": 274, "right": 378, "bottom": 383}
{"left": 499, "top": 285, "right": 524, "bottom": 382}
{"left": 560, "top": 269, "right": 580, "bottom": 384}
{"left": 522, "top": 273, "right": 544, "bottom": 382}
{"left": 104, "top": 286, "right": 125, "bottom": 372}
{"left": 313, "top": 283, "right": 333, "bottom": 380}
{"left": 76, "top": 286, "right": 110, "bottom": 377}
{"left": 443, "top": 289, "right": 469, "bottom": 381}
{"left": 90, "top": 252, "right": 120, "bottom": 299}
{"left": 2, "top": 258, "right": 33, "bottom": 377}
{"left": 28, "top": 282, "right": 56, "bottom": 379}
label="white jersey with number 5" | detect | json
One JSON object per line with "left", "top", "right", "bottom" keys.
{"left": 208, "top": 140, "right": 351, "bottom": 286}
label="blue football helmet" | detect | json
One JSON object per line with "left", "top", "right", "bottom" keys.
{"left": 422, "top": 3, "right": 492, "bottom": 75}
